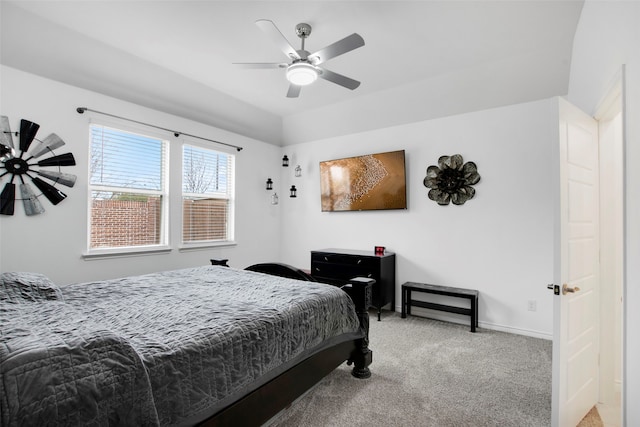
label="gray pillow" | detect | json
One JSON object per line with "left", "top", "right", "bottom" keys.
{"left": 0, "top": 272, "right": 64, "bottom": 302}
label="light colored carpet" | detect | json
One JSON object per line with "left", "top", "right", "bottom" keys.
{"left": 270, "top": 312, "right": 552, "bottom": 427}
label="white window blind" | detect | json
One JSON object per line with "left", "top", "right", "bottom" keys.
{"left": 182, "top": 144, "right": 234, "bottom": 243}
{"left": 89, "top": 125, "right": 168, "bottom": 249}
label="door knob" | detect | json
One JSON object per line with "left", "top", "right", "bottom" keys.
{"left": 562, "top": 284, "right": 581, "bottom": 295}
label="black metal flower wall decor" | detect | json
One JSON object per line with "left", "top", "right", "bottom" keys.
{"left": 423, "top": 154, "right": 480, "bottom": 205}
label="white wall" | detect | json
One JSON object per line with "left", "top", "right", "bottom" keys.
{"left": 279, "top": 99, "right": 556, "bottom": 338}
{"left": 0, "top": 66, "right": 282, "bottom": 284}
{"left": 566, "top": 1, "right": 640, "bottom": 424}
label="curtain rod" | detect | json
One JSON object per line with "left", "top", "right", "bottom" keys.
{"left": 75, "top": 107, "right": 243, "bottom": 152}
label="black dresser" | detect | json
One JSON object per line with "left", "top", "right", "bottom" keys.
{"left": 311, "top": 248, "right": 396, "bottom": 321}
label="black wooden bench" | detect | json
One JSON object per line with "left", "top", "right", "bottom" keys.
{"left": 401, "top": 282, "right": 479, "bottom": 332}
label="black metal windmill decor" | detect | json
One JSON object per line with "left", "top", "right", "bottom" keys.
{"left": 0, "top": 116, "right": 77, "bottom": 216}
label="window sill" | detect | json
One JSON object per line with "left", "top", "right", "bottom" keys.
{"left": 179, "top": 241, "right": 237, "bottom": 252}
{"left": 82, "top": 246, "right": 172, "bottom": 260}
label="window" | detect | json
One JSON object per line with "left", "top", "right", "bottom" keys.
{"left": 89, "top": 125, "right": 168, "bottom": 250}
{"left": 182, "top": 144, "right": 234, "bottom": 243}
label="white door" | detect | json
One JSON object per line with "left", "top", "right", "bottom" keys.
{"left": 552, "top": 98, "right": 600, "bottom": 427}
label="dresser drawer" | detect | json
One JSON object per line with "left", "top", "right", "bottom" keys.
{"left": 311, "top": 253, "right": 378, "bottom": 269}
{"left": 311, "top": 261, "right": 376, "bottom": 281}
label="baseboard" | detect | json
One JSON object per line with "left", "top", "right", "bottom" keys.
{"left": 394, "top": 306, "right": 552, "bottom": 340}
{"left": 479, "top": 321, "right": 552, "bottom": 340}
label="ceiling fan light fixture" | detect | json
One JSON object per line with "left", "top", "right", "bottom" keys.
{"left": 286, "top": 63, "right": 318, "bottom": 86}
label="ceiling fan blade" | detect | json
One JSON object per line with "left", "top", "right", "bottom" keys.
{"left": 37, "top": 152, "right": 76, "bottom": 167}
{"left": 255, "top": 19, "right": 300, "bottom": 60}
{"left": 0, "top": 183, "right": 16, "bottom": 216}
{"left": 233, "top": 62, "right": 288, "bottom": 69}
{"left": 37, "top": 170, "right": 77, "bottom": 187}
{"left": 309, "top": 33, "right": 365, "bottom": 65}
{"left": 31, "top": 176, "right": 67, "bottom": 205}
{"left": 19, "top": 119, "right": 40, "bottom": 152}
{"left": 1, "top": 116, "right": 14, "bottom": 148}
{"left": 29, "top": 133, "right": 66, "bottom": 158}
{"left": 318, "top": 68, "right": 361, "bottom": 90}
{"left": 286, "top": 84, "right": 301, "bottom": 98}
{"left": 19, "top": 182, "right": 45, "bottom": 216}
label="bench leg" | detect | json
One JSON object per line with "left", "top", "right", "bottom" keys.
{"left": 470, "top": 296, "right": 477, "bottom": 332}
{"left": 401, "top": 287, "right": 407, "bottom": 318}
{"left": 475, "top": 296, "right": 479, "bottom": 328}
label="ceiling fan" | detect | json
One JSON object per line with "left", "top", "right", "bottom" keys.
{"left": 234, "top": 19, "right": 365, "bottom": 98}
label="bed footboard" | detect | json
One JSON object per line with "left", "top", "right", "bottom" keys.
{"left": 341, "top": 277, "right": 374, "bottom": 379}
{"left": 244, "top": 262, "right": 316, "bottom": 281}
{"left": 197, "top": 267, "right": 373, "bottom": 426}
{"left": 244, "top": 263, "right": 373, "bottom": 379}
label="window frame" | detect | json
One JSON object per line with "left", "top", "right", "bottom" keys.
{"left": 85, "top": 121, "right": 171, "bottom": 258}
{"left": 179, "top": 142, "right": 236, "bottom": 249}
{"left": 83, "top": 120, "right": 237, "bottom": 260}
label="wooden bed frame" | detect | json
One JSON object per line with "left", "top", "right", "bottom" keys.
{"left": 198, "top": 263, "right": 373, "bottom": 426}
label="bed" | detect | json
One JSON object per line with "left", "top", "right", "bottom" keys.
{"left": 0, "top": 265, "right": 372, "bottom": 426}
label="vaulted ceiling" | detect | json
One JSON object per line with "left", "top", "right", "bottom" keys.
{"left": 1, "top": 1, "right": 584, "bottom": 146}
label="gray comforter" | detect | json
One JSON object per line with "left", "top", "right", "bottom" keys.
{"left": 0, "top": 266, "right": 361, "bottom": 426}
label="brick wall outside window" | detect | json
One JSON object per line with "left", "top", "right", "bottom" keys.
{"left": 91, "top": 198, "right": 161, "bottom": 248}
{"left": 182, "top": 198, "right": 228, "bottom": 241}
{"left": 90, "top": 197, "right": 227, "bottom": 247}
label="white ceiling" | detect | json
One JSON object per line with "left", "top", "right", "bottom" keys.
{"left": 0, "top": 1, "right": 584, "bottom": 146}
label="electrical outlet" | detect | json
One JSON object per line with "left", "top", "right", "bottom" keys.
{"left": 527, "top": 300, "right": 537, "bottom": 312}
